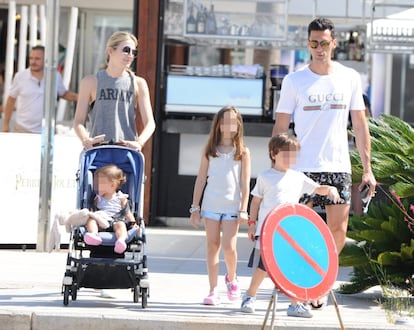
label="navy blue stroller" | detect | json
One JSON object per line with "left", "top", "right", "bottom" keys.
{"left": 62, "top": 145, "right": 149, "bottom": 308}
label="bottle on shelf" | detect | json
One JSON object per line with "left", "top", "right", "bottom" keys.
{"left": 335, "top": 41, "right": 348, "bottom": 61}
{"left": 186, "top": 4, "right": 197, "bottom": 34}
{"left": 357, "top": 31, "right": 366, "bottom": 61}
{"left": 356, "top": 30, "right": 366, "bottom": 61}
{"left": 205, "top": 4, "right": 217, "bottom": 35}
{"left": 196, "top": 5, "right": 206, "bottom": 34}
{"left": 186, "top": 6, "right": 197, "bottom": 33}
{"left": 348, "top": 30, "right": 356, "bottom": 61}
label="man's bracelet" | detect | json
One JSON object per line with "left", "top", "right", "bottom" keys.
{"left": 247, "top": 220, "right": 256, "bottom": 226}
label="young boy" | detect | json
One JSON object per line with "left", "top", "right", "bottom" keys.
{"left": 241, "top": 134, "right": 340, "bottom": 317}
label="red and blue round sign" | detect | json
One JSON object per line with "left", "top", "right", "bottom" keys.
{"left": 260, "top": 203, "right": 338, "bottom": 302}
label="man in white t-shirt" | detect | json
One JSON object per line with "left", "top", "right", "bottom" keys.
{"left": 2, "top": 46, "right": 77, "bottom": 133}
{"left": 272, "top": 17, "right": 376, "bottom": 308}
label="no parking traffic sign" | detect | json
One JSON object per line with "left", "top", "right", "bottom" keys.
{"left": 260, "top": 203, "right": 338, "bottom": 302}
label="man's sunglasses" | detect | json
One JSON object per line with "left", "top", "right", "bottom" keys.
{"left": 308, "top": 40, "right": 332, "bottom": 50}
{"left": 121, "top": 46, "right": 138, "bottom": 57}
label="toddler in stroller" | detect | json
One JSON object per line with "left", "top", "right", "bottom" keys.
{"left": 84, "top": 164, "right": 136, "bottom": 254}
{"left": 62, "top": 145, "right": 149, "bottom": 308}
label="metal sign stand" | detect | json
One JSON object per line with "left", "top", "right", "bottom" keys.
{"left": 261, "top": 287, "right": 278, "bottom": 330}
{"left": 261, "top": 289, "right": 345, "bottom": 330}
{"left": 330, "top": 290, "right": 345, "bottom": 330}
{"left": 260, "top": 203, "right": 346, "bottom": 330}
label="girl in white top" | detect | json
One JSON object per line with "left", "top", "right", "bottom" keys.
{"left": 190, "top": 106, "right": 251, "bottom": 306}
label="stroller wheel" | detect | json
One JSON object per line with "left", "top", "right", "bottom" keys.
{"left": 141, "top": 287, "right": 148, "bottom": 309}
{"left": 63, "top": 286, "right": 70, "bottom": 306}
{"left": 133, "top": 285, "right": 139, "bottom": 303}
{"left": 71, "top": 283, "right": 78, "bottom": 301}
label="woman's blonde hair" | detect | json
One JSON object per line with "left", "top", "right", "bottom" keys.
{"left": 204, "top": 106, "right": 246, "bottom": 161}
{"left": 105, "top": 31, "right": 138, "bottom": 65}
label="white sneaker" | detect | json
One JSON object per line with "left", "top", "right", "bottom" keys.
{"left": 287, "top": 303, "right": 313, "bottom": 318}
{"left": 241, "top": 295, "right": 256, "bottom": 313}
{"left": 203, "top": 291, "right": 220, "bottom": 305}
{"left": 225, "top": 274, "right": 241, "bottom": 301}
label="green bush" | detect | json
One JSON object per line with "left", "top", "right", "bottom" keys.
{"left": 339, "top": 115, "right": 414, "bottom": 294}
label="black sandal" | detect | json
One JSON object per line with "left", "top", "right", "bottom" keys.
{"left": 310, "top": 297, "right": 327, "bottom": 309}
{"left": 310, "top": 301, "right": 325, "bottom": 309}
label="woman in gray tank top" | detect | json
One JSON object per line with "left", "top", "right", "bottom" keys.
{"left": 73, "top": 31, "right": 155, "bottom": 152}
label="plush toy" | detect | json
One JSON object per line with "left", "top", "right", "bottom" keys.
{"left": 48, "top": 214, "right": 63, "bottom": 252}
{"left": 48, "top": 209, "right": 111, "bottom": 252}
{"left": 60, "top": 208, "right": 90, "bottom": 233}
{"left": 58, "top": 208, "right": 110, "bottom": 233}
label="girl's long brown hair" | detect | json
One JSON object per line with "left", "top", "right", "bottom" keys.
{"left": 204, "top": 106, "right": 246, "bottom": 161}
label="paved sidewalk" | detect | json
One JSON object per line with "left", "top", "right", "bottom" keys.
{"left": 0, "top": 228, "right": 413, "bottom": 330}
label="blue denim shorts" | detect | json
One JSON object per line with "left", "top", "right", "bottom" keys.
{"left": 200, "top": 210, "right": 238, "bottom": 221}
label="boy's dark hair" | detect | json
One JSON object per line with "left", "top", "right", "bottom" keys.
{"left": 268, "top": 134, "right": 300, "bottom": 162}
{"left": 308, "top": 17, "right": 335, "bottom": 39}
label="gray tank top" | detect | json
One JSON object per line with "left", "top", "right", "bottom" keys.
{"left": 89, "top": 70, "right": 136, "bottom": 142}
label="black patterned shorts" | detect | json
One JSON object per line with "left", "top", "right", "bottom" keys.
{"left": 299, "top": 172, "right": 352, "bottom": 209}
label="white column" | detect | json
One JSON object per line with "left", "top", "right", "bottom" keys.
{"left": 29, "top": 4, "right": 38, "bottom": 47}
{"left": 18, "top": 6, "right": 28, "bottom": 72}
{"left": 57, "top": 7, "right": 78, "bottom": 122}
{"left": 39, "top": 5, "right": 46, "bottom": 45}
{"left": 3, "top": 1, "right": 16, "bottom": 104}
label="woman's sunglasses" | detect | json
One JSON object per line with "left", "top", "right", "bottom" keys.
{"left": 121, "top": 46, "right": 138, "bottom": 57}
{"left": 308, "top": 40, "right": 332, "bottom": 50}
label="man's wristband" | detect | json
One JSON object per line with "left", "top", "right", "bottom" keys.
{"left": 247, "top": 220, "right": 256, "bottom": 226}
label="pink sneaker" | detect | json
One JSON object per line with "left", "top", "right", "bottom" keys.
{"left": 84, "top": 232, "right": 102, "bottom": 246}
{"left": 203, "top": 291, "right": 220, "bottom": 305}
{"left": 225, "top": 274, "right": 241, "bottom": 301}
{"left": 114, "top": 239, "right": 127, "bottom": 254}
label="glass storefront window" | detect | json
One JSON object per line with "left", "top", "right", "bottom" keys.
{"left": 81, "top": 11, "right": 133, "bottom": 76}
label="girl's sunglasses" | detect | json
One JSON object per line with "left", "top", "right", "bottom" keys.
{"left": 121, "top": 46, "right": 138, "bottom": 57}
{"left": 308, "top": 40, "right": 332, "bottom": 50}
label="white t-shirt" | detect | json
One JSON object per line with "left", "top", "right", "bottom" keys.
{"left": 8, "top": 68, "right": 67, "bottom": 133}
{"left": 276, "top": 62, "right": 365, "bottom": 173}
{"left": 201, "top": 149, "right": 242, "bottom": 213}
{"left": 252, "top": 168, "right": 319, "bottom": 245}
